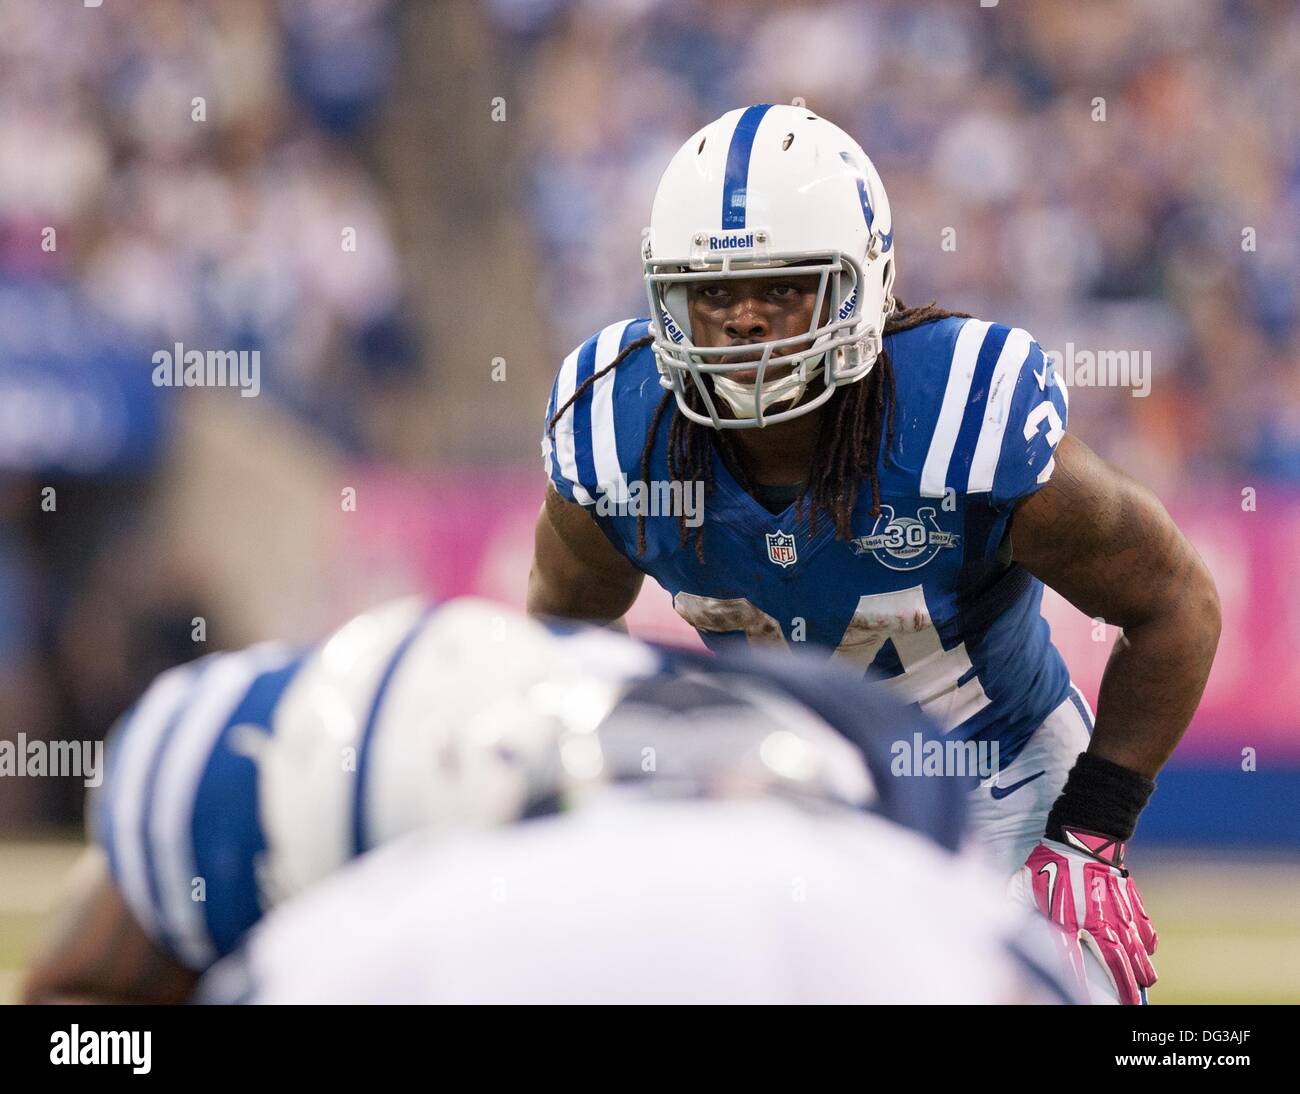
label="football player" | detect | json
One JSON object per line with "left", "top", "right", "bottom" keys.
{"left": 24, "top": 597, "right": 1042, "bottom": 1004}
{"left": 198, "top": 667, "right": 1077, "bottom": 1004}
{"left": 529, "top": 104, "right": 1221, "bottom": 1004}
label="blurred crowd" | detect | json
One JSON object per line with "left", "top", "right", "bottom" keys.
{"left": 497, "top": 0, "right": 1300, "bottom": 493}
{"left": 0, "top": 0, "right": 412, "bottom": 456}
{"left": 3, "top": 0, "right": 1297, "bottom": 826}
{"left": 0, "top": 0, "right": 409, "bottom": 823}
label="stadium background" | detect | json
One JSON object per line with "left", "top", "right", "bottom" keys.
{"left": 1, "top": 0, "right": 1297, "bottom": 1002}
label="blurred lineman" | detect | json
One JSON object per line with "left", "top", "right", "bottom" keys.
{"left": 22, "top": 598, "right": 1071, "bottom": 1004}
{"left": 200, "top": 777, "right": 1069, "bottom": 1004}
{"left": 530, "top": 105, "right": 1221, "bottom": 1004}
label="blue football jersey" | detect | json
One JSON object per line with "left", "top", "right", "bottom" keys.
{"left": 91, "top": 643, "right": 307, "bottom": 971}
{"left": 543, "top": 315, "right": 1073, "bottom": 766}
{"left": 91, "top": 601, "right": 968, "bottom": 971}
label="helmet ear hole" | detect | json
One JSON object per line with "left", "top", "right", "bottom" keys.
{"left": 782, "top": 133, "right": 794, "bottom": 151}
{"left": 697, "top": 136, "right": 707, "bottom": 154}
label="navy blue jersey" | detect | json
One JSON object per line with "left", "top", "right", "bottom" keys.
{"left": 544, "top": 315, "right": 1072, "bottom": 765}
{"left": 90, "top": 601, "right": 966, "bottom": 972}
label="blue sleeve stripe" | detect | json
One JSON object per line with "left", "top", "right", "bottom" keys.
{"left": 104, "top": 662, "right": 205, "bottom": 944}
{"left": 572, "top": 333, "right": 600, "bottom": 495}
{"left": 947, "top": 324, "right": 1011, "bottom": 494}
{"left": 193, "top": 653, "right": 305, "bottom": 959}
{"left": 919, "top": 319, "right": 991, "bottom": 498}
{"left": 145, "top": 646, "right": 293, "bottom": 969}
{"left": 135, "top": 658, "right": 221, "bottom": 961}
{"left": 547, "top": 320, "right": 646, "bottom": 505}
{"left": 721, "top": 104, "right": 773, "bottom": 229}
{"left": 966, "top": 329, "right": 1035, "bottom": 494}
{"left": 351, "top": 606, "right": 439, "bottom": 856}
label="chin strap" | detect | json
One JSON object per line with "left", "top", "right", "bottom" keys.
{"left": 710, "top": 353, "right": 822, "bottom": 417}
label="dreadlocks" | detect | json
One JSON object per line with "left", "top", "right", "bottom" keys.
{"left": 547, "top": 300, "right": 970, "bottom": 562}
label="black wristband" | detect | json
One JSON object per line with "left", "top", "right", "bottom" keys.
{"left": 1044, "top": 751, "right": 1155, "bottom": 844}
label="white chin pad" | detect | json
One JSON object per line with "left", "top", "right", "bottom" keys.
{"left": 710, "top": 352, "right": 824, "bottom": 418}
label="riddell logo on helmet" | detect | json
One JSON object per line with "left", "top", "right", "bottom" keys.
{"left": 660, "top": 308, "right": 685, "bottom": 344}
{"left": 708, "top": 233, "right": 755, "bottom": 251}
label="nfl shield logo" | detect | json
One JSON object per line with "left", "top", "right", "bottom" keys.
{"left": 765, "top": 530, "right": 798, "bottom": 568}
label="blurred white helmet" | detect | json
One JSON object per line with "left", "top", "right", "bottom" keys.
{"left": 644, "top": 104, "right": 896, "bottom": 428}
{"left": 253, "top": 596, "right": 875, "bottom": 903}
{"left": 256, "top": 597, "right": 658, "bottom": 901}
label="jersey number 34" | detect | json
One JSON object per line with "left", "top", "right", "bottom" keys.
{"left": 674, "top": 585, "right": 990, "bottom": 732}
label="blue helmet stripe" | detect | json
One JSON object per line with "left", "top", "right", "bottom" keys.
{"left": 351, "top": 606, "right": 438, "bottom": 856}
{"left": 854, "top": 176, "right": 893, "bottom": 252}
{"left": 840, "top": 150, "right": 893, "bottom": 252}
{"left": 721, "top": 104, "right": 772, "bottom": 229}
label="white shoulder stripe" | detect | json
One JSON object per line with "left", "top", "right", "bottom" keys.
{"left": 551, "top": 342, "right": 594, "bottom": 506}
{"left": 920, "top": 319, "right": 991, "bottom": 498}
{"left": 966, "top": 327, "right": 1033, "bottom": 494}
{"left": 150, "top": 644, "right": 293, "bottom": 969}
{"left": 590, "top": 319, "right": 635, "bottom": 503}
{"left": 1054, "top": 362, "right": 1070, "bottom": 411}
{"left": 109, "top": 662, "right": 204, "bottom": 942}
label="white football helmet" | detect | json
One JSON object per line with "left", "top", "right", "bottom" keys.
{"left": 254, "top": 597, "right": 875, "bottom": 902}
{"left": 256, "top": 598, "right": 658, "bottom": 901}
{"left": 644, "top": 104, "right": 896, "bottom": 428}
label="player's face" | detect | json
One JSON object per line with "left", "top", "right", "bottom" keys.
{"left": 686, "top": 272, "right": 830, "bottom": 382}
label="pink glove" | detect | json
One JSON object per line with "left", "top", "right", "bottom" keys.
{"left": 1017, "top": 831, "right": 1157, "bottom": 1005}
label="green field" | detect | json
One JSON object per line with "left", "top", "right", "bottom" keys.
{"left": 2, "top": 837, "right": 1297, "bottom": 1004}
